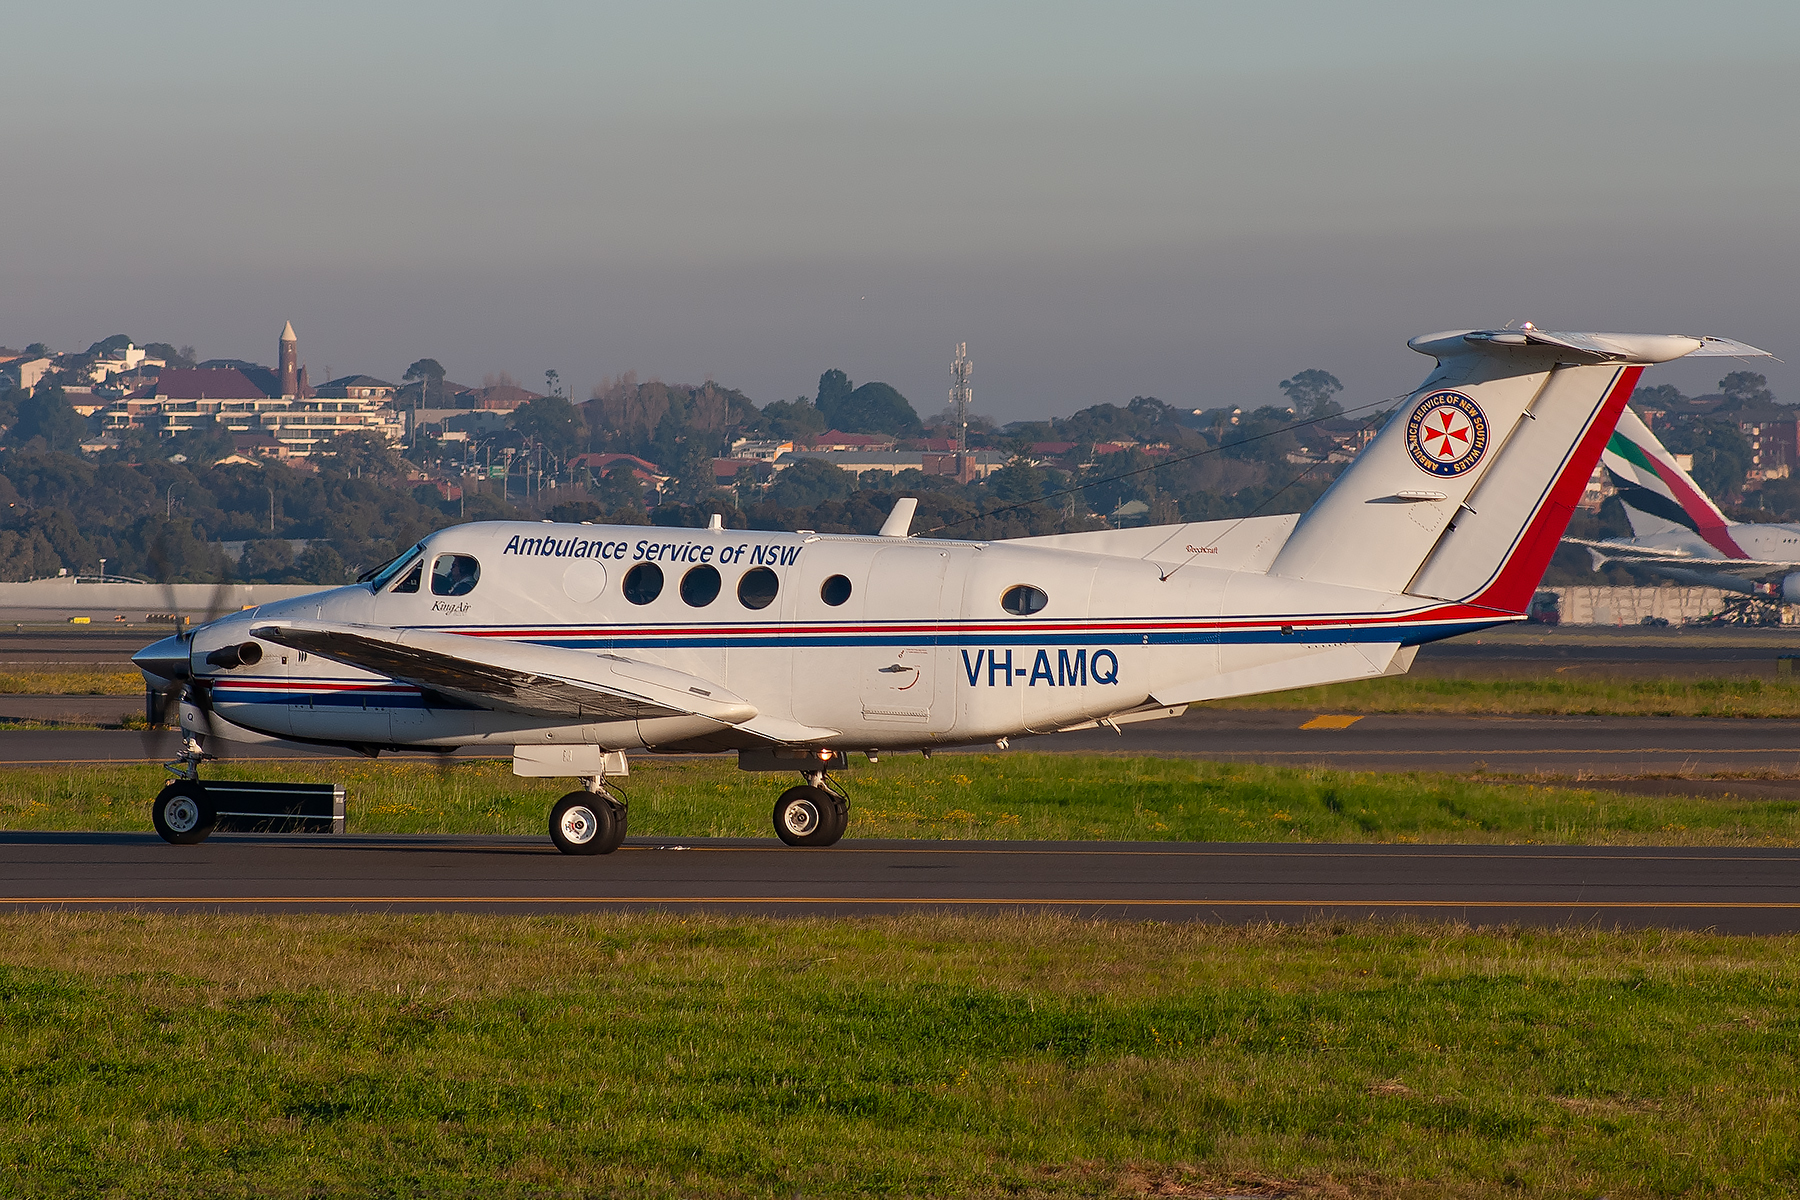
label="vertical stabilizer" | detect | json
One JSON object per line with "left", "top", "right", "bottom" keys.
{"left": 1267, "top": 328, "right": 1768, "bottom": 613}
{"left": 1602, "top": 406, "right": 1746, "bottom": 558}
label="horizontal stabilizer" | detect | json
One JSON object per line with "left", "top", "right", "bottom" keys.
{"left": 1416, "top": 329, "right": 1772, "bottom": 364}
{"left": 1014, "top": 513, "right": 1300, "bottom": 572}
{"left": 1564, "top": 541, "right": 1798, "bottom": 570}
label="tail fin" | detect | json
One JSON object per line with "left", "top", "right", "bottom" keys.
{"left": 1603, "top": 405, "right": 1747, "bottom": 557}
{"left": 1618, "top": 500, "right": 1688, "bottom": 540}
{"left": 1268, "top": 329, "right": 1770, "bottom": 613}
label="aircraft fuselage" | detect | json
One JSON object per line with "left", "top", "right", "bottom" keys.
{"left": 162, "top": 519, "right": 1511, "bottom": 756}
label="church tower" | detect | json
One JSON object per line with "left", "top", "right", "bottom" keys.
{"left": 278, "top": 320, "right": 298, "bottom": 398}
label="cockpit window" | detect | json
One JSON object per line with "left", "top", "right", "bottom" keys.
{"left": 431, "top": 554, "right": 480, "bottom": 596}
{"left": 362, "top": 544, "right": 423, "bottom": 590}
{"left": 390, "top": 560, "right": 423, "bottom": 594}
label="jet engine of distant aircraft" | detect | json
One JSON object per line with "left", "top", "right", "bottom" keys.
{"left": 134, "top": 326, "right": 1772, "bottom": 852}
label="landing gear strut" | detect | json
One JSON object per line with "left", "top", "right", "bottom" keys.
{"left": 773, "top": 770, "right": 848, "bottom": 847}
{"left": 153, "top": 734, "right": 216, "bottom": 845}
{"left": 549, "top": 775, "right": 628, "bottom": 855}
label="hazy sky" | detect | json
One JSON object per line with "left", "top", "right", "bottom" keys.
{"left": 5, "top": 2, "right": 1796, "bottom": 422}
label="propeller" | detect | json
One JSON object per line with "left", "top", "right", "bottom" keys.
{"left": 134, "top": 529, "right": 236, "bottom": 762}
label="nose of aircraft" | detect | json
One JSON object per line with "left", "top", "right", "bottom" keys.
{"left": 132, "top": 634, "right": 192, "bottom": 683}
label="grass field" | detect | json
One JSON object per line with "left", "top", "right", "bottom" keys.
{"left": 3, "top": 754, "right": 1797, "bottom": 846}
{"left": 0, "top": 669, "right": 140, "bottom": 696}
{"left": 0, "top": 912, "right": 1795, "bottom": 1198}
{"left": 1213, "top": 674, "right": 1800, "bottom": 717}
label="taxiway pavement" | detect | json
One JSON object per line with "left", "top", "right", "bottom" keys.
{"left": 6, "top": 712, "right": 1800, "bottom": 777}
{"left": 5, "top": 833, "right": 1797, "bottom": 931}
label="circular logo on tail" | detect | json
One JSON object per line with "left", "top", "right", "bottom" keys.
{"left": 1406, "top": 390, "right": 1489, "bottom": 477}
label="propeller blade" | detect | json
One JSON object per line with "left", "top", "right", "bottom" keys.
{"left": 184, "top": 677, "right": 229, "bottom": 762}
{"left": 140, "top": 674, "right": 185, "bottom": 761}
{"left": 201, "top": 560, "right": 235, "bottom": 627}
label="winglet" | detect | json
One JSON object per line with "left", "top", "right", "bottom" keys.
{"left": 878, "top": 497, "right": 918, "bottom": 538}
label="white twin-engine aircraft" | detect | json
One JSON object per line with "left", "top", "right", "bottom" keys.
{"left": 135, "top": 327, "right": 1767, "bottom": 853}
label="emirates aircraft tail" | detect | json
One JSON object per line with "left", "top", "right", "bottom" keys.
{"left": 1267, "top": 329, "right": 1771, "bottom": 613}
{"left": 1603, "top": 405, "right": 1748, "bottom": 557}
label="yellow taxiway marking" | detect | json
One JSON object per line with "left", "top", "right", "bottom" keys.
{"left": 0, "top": 896, "right": 1798, "bottom": 910}
{"left": 1300, "top": 714, "right": 1364, "bottom": 730}
{"left": 612, "top": 845, "right": 1800, "bottom": 864}
{"left": 1208, "top": 748, "right": 1800, "bottom": 756}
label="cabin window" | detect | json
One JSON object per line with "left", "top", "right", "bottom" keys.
{"left": 820, "top": 574, "right": 852, "bottom": 606}
{"left": 390, "top": 560, "right": 424, "bottom": 594}
{"left": 1000, "top": 584, "right": 1048, "bottom": 616}
{"left": 737, "top": 567, "right": 779, "bottom": 610}
{"left": 622, "top": 562, "right": 664, "bottom": 605}
{"left": 431, "top": 554, "right": 481, "bottom": 596}
{"left": 681, "top": 564, "right": 722, "bottom": 607}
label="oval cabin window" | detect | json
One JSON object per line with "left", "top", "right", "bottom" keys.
{"left": 737, "top": 567, "right": 779, "bottom": 610}
{"left": 1000, "top": 585, "right": 1048, "bottom": 616}
{"left": 680, "top": 564, "right": 722, "bottom": 607}
{"left": 820, "top": 574, "right": 853, "bottom": 606}
{"left": 622, "top": 562, "right": 664, "bottom": 605}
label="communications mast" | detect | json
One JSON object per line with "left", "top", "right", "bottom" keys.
{"left": 949, "top": 342, "right": 973, "bottom": 480}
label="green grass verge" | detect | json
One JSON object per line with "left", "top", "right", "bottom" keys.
{"left": 0, "top": 669, "right": 141, "bottom": 696}
{"left": 4, "top": 754, "right": 1797, "bottom": 845}
{"left": 1211, "top": 674, "right": 1800, "bottom": 717}
{"left": 1, "top": 913, "right": 1796, "bottom": 1198}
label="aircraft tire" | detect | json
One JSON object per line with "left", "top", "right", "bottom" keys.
{"left": 822, "top": 791, "right": 849, "bottom": 846}
{"left": 152, "top": 781, "right": 215, "bottom": 846}
{"left": 774, "top": 785, "right": 841, "bottom": 847}
{"left": 550, "top": 792, "right": 621, "bottom": 856}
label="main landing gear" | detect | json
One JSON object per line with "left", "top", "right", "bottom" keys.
{"left": 549, "top": 776, "right": 628, "bottom": 856}
{"left": 772, "top": 771, "right": 848, "bottom": 847}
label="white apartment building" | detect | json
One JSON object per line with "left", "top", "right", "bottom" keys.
{"left": 101, "top": 366, "right": 404, "bottom": 457}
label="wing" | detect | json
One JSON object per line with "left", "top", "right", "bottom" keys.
{"left": 249, "top": 619, "right": 758, "bottom": 725}
{"left": 1559, "top": 536, "right": 1696, "bottom": 560}
{"left": 1561, "top": 539, "right": 1798, "bottom": 572}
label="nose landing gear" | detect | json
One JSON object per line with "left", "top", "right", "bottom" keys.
{"left": 153, "top": 779, "right": 215, "bottom": 845}
{"left": 153, "top": 733, "right": 217, "bottom": 845}
{"left": 549, "top": 776, "right": 628, "bottom": 855}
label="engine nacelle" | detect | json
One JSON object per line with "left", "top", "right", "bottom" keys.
{"left": 1782, "top": 573, "right": 1800, "bottom": 605}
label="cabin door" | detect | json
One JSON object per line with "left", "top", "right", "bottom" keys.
{"left": 859, "top": 546, "right": 950, "bottom": 733}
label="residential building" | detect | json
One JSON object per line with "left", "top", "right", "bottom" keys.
{"left": 0, "top": 357, "right": 54, "bottom": 392}
{"left": 1736, "top": 415, "right": 1798, "bottom": 480}
{"left": 728, "top": 439, "right": 793, "bottom": 462}
{"left": 715, "top": 458, "right": 773, "bottom": 484}
{"left": 314, "top": 374, "right": 397, "bottom": 401}
{"left": 82, "top": 342, "right": 163, "bottom": 383}
{"left": 461, "top": 383, "right": 542, "bottom": 412}
{"left": 784, "top": 449, "right": 1009, "bottom": 479}
{"left": 96, "top": 323, "right": 404, "bottom": 457}
{"left": 804, "top": 430, "right": 897, "bottom": 452}
{"left": 570, "top": 452, "right": 668, "bottom": 490}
